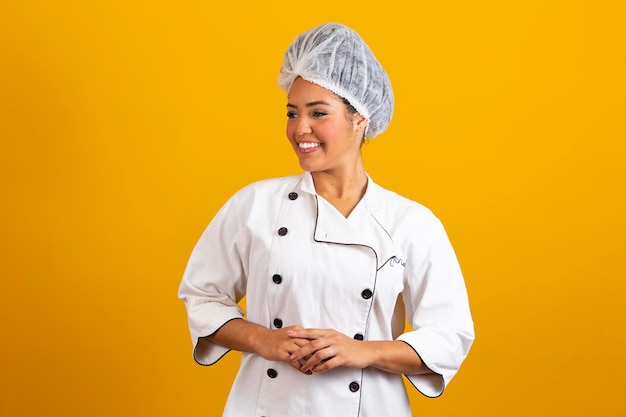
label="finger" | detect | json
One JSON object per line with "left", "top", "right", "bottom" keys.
{"left": 288, "top": 358, "right": 303, "bottom": 371}
{"left": 285, "top": 339, "right": 314, "bottom": 361}
{"left": 285, "top": 354, "right": 314, "bottom": 375}
{"left": 291, "top": 338, "right": 312, "bottom": 348}
{"left": 289, "top": 344, "right": 317, "bottom": 362}
{"left": 286, "top": 328, "right": 327, "bottom": 339}
{"left": 311, "top": 357, "right": 336, "bottom": 373}
{"left": 300, "top": 348, "right": 334, "bottom": 372}
{"left": 290, "top": 336, "right": 330, "bottom": 361}
{"left": 281, "top": 338, "right": 310, "bottom": 356}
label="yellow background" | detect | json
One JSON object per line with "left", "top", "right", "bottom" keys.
{"left": 1, "top": 1, "right": 625, "bottom": 416}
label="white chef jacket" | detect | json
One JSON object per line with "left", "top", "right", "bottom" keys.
{"left": 179, "top": 173, "right": 474, "bottom": 417}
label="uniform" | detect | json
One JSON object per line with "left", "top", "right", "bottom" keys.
{"left": 179, "top": 172, "right": 474, "bottom": 416}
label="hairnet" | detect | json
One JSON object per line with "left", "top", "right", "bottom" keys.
{"left": 277, "top": 23, "right": 394, "bottom": 139}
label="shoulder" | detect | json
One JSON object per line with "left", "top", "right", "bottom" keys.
{"left": 366, "top": 179, "right": 448, "bottom": 241}
{"left": 209, "top": 174, "right": 304, "bottom": 225}
{"left": 228, "top": 174, "right": 304, "bottom": 204}
{"left": 368, "top": 180, "right": 436, "bottom": 219}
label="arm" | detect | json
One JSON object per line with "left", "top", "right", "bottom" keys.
{"left": 178, "top": 196, "right": 248, "bottom": 365}
{"left": 396, "top": 214, "right": 475, "bottom": 397}
{"left": 207, "top": 319, "right": 311, "bottom": 368}
{"left": 286, "top": 328, "right": 432, "bottom": 375}
{"left": 363, "top": 340, "right": 429, "bottom": 375}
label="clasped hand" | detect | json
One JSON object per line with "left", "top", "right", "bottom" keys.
{"left": 257, "top": 326, "right": 372, "bottom": 375}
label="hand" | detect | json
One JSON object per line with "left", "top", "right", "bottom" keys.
{"left": 286, "top": 328, "right": 373, "bottom": 374}
{"left": 252, "top": 325, "right": 313, "bottom": 372}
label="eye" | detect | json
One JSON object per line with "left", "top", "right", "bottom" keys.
{"left": 286, "top": 111, "right": 298, "bottom": 119}
{"left": 312, "top": 110, "right": 327, "bottom": 117}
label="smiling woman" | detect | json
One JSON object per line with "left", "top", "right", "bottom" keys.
{"left": 178, "top": 22, "right": 474, "bottom": 417}
{"left": 2, "top": 1, "right": 625, "bottom": 416}
{"left": 285, "top": 78, "right": 368, "bottom": 205}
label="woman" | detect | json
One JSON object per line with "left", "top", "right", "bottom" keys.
{"left": 179, "top": 22, "right": 474, "bottom": 416}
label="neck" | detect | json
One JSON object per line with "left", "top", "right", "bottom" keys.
{"left": 311, "top": 170, "right": 368, "bottom": 199}
{"left": 310, "top": 168, "right": 368, "bottom": 218}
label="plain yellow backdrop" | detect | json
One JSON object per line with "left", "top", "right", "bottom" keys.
{"left": 1, "top": 1, "right": 625, "bottom": 416}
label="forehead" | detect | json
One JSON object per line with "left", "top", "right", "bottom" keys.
{"left": 287, "top": 78, "right": 343, "bottom": 105}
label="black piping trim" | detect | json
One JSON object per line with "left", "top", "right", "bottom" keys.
{"left": 399, "top": 340, "right": 445, "bottom": 398}
{"left": 311, "top": 196, "right": 396, "bottom": 269}
{"left": 356, "top": 368, "right": 364, "bottom": 415}
{"left": 367, "top": 208, "right": 398, "bottom": 271}
{"left": 311, "top": 195, "right": 381, "bottom": 357}
{"left": 192, "top": 317, "right": 243, "bottom": 366}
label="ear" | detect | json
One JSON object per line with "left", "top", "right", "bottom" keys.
{"left": 353, "top": 113, "right": 368, "bottom": 133}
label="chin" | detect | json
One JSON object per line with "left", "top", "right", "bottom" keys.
{"left": 298, "top": 162, "right": 320, "bottom": 173}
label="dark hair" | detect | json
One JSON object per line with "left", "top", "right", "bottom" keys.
{"left": 342, "top": 97, "right": 367, "bottom": 143}
{"left": 342, "top": 97, "right": 358, "bottom": 114}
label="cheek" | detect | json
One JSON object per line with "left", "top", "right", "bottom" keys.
{"left": 312, "top": 123, "right": 334, "bottom": 140}
{"left": 317, "top": 124, "right": 350, "bottom": 145}
{"left": 285, "top": 122, "right": 295, "bottom": 140}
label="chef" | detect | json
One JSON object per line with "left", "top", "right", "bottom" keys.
{"left": 179, "top": 22, "right": 475, "bottom": 417}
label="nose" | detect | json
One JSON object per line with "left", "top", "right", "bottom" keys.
{"left": 294, "top": 116, "right": 312, "bottom": 137}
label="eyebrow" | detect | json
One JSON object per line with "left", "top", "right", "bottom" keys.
{"left": 286, "top": 100, "right": 332, "bottom": 109}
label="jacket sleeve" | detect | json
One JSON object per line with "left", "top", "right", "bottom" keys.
{"left": 396, "top": 213, "right": 475, "bottom": 398}
{"left": 178, "top": 193, "right": 250, "bottom": 365}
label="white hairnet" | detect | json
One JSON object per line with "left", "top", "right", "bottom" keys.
{"left": 277, "top": 23, "right": 394, "bottom": 139}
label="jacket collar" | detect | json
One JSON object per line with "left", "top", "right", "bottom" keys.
{"left": 298, "top": 172, "right": 403, "bottom": 270}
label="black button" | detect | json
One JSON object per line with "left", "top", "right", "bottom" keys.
{"left": 349, "top": 381, "right": 360, "bottom": 392}
{"left": 267, "top": 368, "right": 278, "bottom": 378}
{"left": 288, "top": 192, "right": 298, "bottom": 200}
{"left": 278, "top": 227, "right": 288, "bottom": 236}
{"left": 354, "top": 333, "right": 364, "bottom": 340}
{"left": 361, "top": 289, "right": 373, "bottom": 299}
{"left": 273, "top": 318, "right": 283, "bottom": 328}
{"left": 272, "top": 274, "right": 282, "bottom": 284}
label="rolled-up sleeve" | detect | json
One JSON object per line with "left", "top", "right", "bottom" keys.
{"left": 178, "top": 195, "right": 250, "bottom": 365}
{"left": 396, "top": 215, "right": 475, "bottom": 398}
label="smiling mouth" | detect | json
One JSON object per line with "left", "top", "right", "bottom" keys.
{"left": 298, "top": 142, "right": 321, "bottom": 149}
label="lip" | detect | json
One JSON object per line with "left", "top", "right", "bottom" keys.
{"left": 297, "top": 141, "right": 322, "bottom": 154}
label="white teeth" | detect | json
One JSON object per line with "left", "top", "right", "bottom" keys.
{"left": 299, "top": 142, "right": 321, "bottom": 149}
